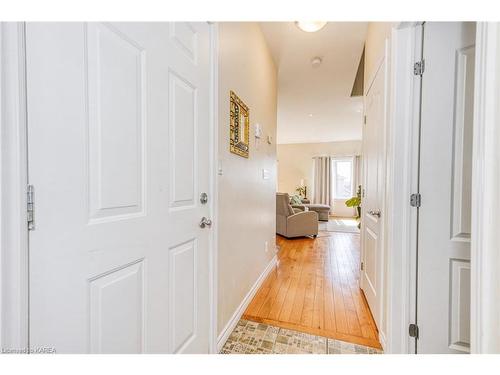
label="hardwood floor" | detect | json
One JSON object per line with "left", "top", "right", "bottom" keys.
{"left": 243, "top": 230, "right": 382, "bottom": 349}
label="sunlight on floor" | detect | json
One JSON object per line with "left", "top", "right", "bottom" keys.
{"left": 319, "top": 217, "right": 360, "bottom": 233}
{"left": 331, "top": 218, "right": 358, "bottom": 227}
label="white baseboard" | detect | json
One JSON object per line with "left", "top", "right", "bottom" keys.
{"left": 216, "top": 254, "right": 277, "bottom": 352}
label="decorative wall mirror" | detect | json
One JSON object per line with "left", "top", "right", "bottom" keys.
{"left": 229, "top": 91, "right": 250, "bottom": 158}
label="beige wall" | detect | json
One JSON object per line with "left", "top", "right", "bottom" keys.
{"left": 277, "top": 141, "right": 362, "bottom": 216}
{"left": 217, "top": 23, "right": 278, "bottom": 336}
{"left": 364, "top": 22, "right": 398, "bottom": 90}
{"left": 277, "top": 140, "right": 362, "bottom": 194}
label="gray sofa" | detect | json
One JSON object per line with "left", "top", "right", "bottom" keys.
{"left": 276, "top": 193, "right": 318, "bottom": 238}
{"left": 290, "top": 198, "right": 330, "bottom": 221}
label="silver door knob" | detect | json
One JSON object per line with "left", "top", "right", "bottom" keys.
{"left": 368, "top": 209, "right": 381, "bottom": 218}
{"left": 199, "top": 217, "right": 212, "bottom": 228}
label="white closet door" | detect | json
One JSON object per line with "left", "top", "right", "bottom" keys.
{"left": 417, "top": 22, "right": 475, "bottom": 354}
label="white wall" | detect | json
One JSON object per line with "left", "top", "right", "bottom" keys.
{"left": 217, "top": 23, "right": 278, "bottom": 336}
{"left": 277, "top": 141, "right": 361, "bottom": 217}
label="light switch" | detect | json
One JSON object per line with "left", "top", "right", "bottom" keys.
{"left": 255, "top": 123, "right": 263, "bottom": 139}
{"left": 262, "top": 169, "right": 270, "bottom": 180}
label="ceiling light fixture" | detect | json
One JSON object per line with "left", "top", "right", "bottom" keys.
{"left": 295, "top": 21, "right": 327, "bottom": 33}
{"left": 311, "top": 56, "right": 322, "bottom": 68}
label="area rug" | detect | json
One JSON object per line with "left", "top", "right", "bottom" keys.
{"left": 319, "top": 218, "right": 360, "bottom": 233}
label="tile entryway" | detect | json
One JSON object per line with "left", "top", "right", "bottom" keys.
{"left": 220, "top": 319, "right": 383, "bottom": 354}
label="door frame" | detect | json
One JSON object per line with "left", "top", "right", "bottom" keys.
{"left": 208, "top": 21, "right": 219, "bottom": 354}
{"left": 470, "top": 22, "right": 500, "bottom": 354}
{"left": 383, "top": 22, "right": 423, "bottom": 354}
{"left": 0, "top": 22, "right": 219, "bottom": 354}
{"left": 0, "top": 22, "right": 30, "bottom": 352}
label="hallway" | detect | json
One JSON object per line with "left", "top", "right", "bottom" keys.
{"left": 243, "top": 231, "right": 381, "bottom": 349}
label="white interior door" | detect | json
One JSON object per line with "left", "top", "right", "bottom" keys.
{"left": 26, "top": 22, "right": 212, "bottom": 353}
{"left": 417, "top": 22, "right": 476, "bottom": 354}
{"left": 361, "top": 58, "right": 386, "bottom": 330}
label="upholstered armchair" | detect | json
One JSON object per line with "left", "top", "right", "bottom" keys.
{"left": 276, "top": 193, "right": 318, "bottom": 238}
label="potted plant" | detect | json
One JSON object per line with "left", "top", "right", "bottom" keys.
{"left": 345, "top": 185, "right": 362, "bottom": 228}
{"left": 295, "top": 185, "right": 306, "bottom": 198}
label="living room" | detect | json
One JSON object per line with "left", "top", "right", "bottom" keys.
{"left": 267, "top": 22, "right": 365, "bottom": 235}
{"left": 277, "top": 140, "right": 362, "bottom": 233}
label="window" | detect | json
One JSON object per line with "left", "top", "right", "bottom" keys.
{"left": 332, "top": 158, "right": 353, "bottom": 199}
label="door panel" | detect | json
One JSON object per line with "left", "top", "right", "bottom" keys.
{"left": 27, "top": 22, "right": 212, "bottom": 353}
{"left": 169, "top": 240, "right": 197, "bottom": 353}
{"left": 364, "top": 226, "right": 378, "bottom": 294}
{"left": 169, "top": 71, "right": 197, "bottom": 209}
{"left": 89, "top": 260, "right": 145, "bottom": 354}
{"left": 87, "top": 23, "right": 146, "bottom": 221}
{"left": 361, "top": 58, "right": 386, "bottom": 330}
{"left": 418, "top": 22, "right": 475, "bottom": 354}
{"left": 170, "top": 23, "right": 198, "bottom": 63}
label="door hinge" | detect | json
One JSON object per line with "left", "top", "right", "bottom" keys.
{"left": 409, "top": 323, "right": 419, "bottom": 339}
{"left": 360, "top": 261, "right": 364, "bottom": 271}
{"left": 410, "top": 193, "right": 421, "bottom": 207}
{"left": 363, "top": 115, "right": 367, "bottom": 125}
{"left": 414, "top": 60, "right": 425, "bottom": 76}
{"left": 27, "top": 184, "right": 35, "bottom": 230}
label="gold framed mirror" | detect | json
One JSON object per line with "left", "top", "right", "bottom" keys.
{"left": 229, "top": 91, "right": 250, "bottom": 158}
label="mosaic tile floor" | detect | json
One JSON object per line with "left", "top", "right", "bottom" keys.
{"left": 220, "top": 319, "right": 383, "bottom": 354}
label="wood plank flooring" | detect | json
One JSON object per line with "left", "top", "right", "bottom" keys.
{"left": 243, "top": 231, "right": 382, "bottom": 349}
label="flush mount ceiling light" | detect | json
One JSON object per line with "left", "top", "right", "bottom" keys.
{"left": 295, "top": 21, "right": 327, "bottom": 33}
{"left": 311, "top": 56, "right": 322, "bottom": 68}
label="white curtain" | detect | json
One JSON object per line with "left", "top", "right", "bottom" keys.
{"left": 312, "top": 156, "right": 332, "bottom": 207}
{"left": 353, "top": 155, "right": 361, "bottom": 195}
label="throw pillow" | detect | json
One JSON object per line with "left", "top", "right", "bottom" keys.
{"left": 290, "top": 195, "right": 302, "bottom": 206}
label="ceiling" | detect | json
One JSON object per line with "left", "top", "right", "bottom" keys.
{"left": 259, "top": 22, "right": 367, "bottom": 144}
